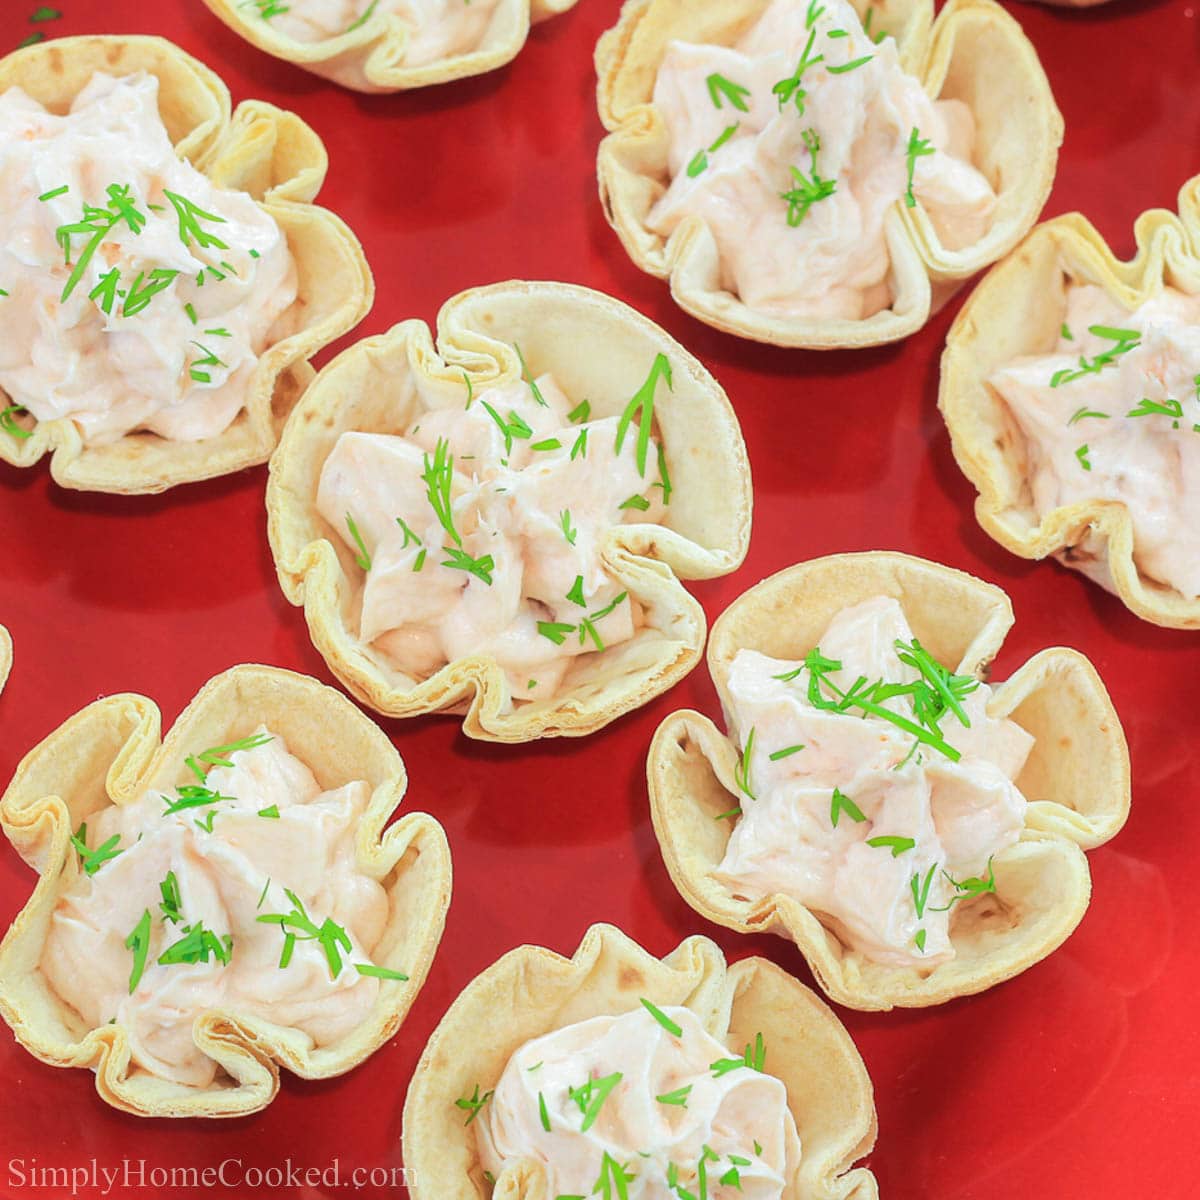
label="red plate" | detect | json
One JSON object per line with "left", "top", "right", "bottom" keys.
{"left": 1, "top": 1, "right": 1197, "bottom": 1197}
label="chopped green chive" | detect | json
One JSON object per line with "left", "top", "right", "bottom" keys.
{"left": 866, "top": 835, "right": 916, "bottom": 857}
{"left": 125, "top": 909, "right": 153, "bottom": 993}
{"left": 345, "top": 513, "right": 371, "bottom": 571}
{"left": 768, "top": 744, "right": 805, "bottom": 761}
{"left": 640, "top": 997, "right": 683, "bottom": 1037}
{"left": 706, "top": 72, "right": 751, "bottom": 112}
{"left": 830, "top": 786, "right": 866, "bottom": 827}
{"left": 353, "top": 963, "right": 409, "bottom": 980}
{"left": 616, "top": 354, "right": 671, "bottom": 476}
{"left": 69, "top": 823, "right": 123, "bottom": 875}
{"left": 782, "top": 128, "right": 836, "bottom": 225}
{"left": 734, "top": 727, "right": 756, "bottom": 800}
{"left": 904, "top": 127, "right": 936, "bottom": 208}
{"left": 159, "top": 870, "right": 183, "bottom": 924}
{"left": 455, "top": 1084, "right": 493, "bottom": 1126}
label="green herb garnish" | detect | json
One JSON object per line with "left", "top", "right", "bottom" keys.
{"left": 640, "top": 997, "right": 683, "bottom": 1037}
{"left": 454, "top": 1084, "right": 493, "bottom": 1126}
{"left": 616, "top": 354, "right": 671, "bottom": 477}
{"left": 706, "top": 72, "right": 751, "bottom": 112}
{"left": 568, "top": 1071, "right": 622, "bottom": 1132}
{"left": 781, "top": 129, "right": 836, "bottom": 226}
{"left": 686, "top": 122, "right": 740, "bottom": 178}
{"left": 125, "top": 909, "right": 153, "bottom": 993}
{"left": 185, "top": 732, "right": 273, "bottom": 781}
{"left": 514, "top": 342, "right": 547, "bottom": 406}
{"left": 867, "top": 835, "right": 916, "bottom": 857}
{"left": 904, "top": 127, "right": 935, "bottom": 208}
{"left": 733, "top": 727, "right": 756, "bottom": 800}
{"left": 772, "top": 30, "right": 823, "bottom": 115}
{"left": 710, "top": 1033, "right": 765, "bottom": 1078}
{"left": 158, "top": 921, "right": 232, "bottom": 967}
{"left": 69, "top": 823, "right": 123, "bottom": 875}
{"left": 159, "top": 870, "right": 183, "bottom": 924}
{"left": 256, "top": 888, "right": 353, "bottom": 980}
{"left": 0, "top": 405, "right": 32, "bottom": 440}
{"left": 164, "top": 189, "right": 228, "bottom": 251}
{"left": 345, "top": 513, "right": 371, "bottom": 570}
{"left": 560, "top": 509, "right": 577, "bottom": 545}
{"left": 829, "top": 787, "right": 865, "bottom": 827}
{"left": 353, "top": 963, "right": 409, "bottom": 980}
{"left": 1050, "top": 325, "right": 1140, "bottom": 387}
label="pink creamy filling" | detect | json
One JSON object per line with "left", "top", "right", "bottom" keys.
{"left": 716, "top": 596, "right": 1031, "bottom": 968}
{"left": 316, "top": 371, "right": 666, "bottom": 702}
{"left": 259, "top": 0, "right": 501, "bottom": 64}
{"left": 0, "top": 72, "right": 296, "bottom": 445}
{"left": 40, "top": 732, "right": 388, "bottom": 1089}
{"left": 647, "top": 0, "right": 996, "bottom": 320}
{"left": 990, "top": 283, "right": 1200, "bottom": 599}
{"left": 478, "top": 1006, "right": 802, "bottom": 1199}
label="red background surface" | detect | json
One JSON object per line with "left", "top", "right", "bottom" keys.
{"left": 1, "top": 1, "right": 1198, "bottom": 1197}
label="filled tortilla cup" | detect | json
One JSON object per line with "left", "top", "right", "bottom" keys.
{"left": 940, "top": 176, "right": 1200, "bottom": 629}
{"left": 648, "top": 552, "right": 1130, "bottom": 1010}
{"left": 267, "top": 279, "right": 752, "bottom": 742}
{"left": 201, "top": 0, "right": 579, "bottom": 94}
{"left": 595, "top": 0, "right": 1061, "bottom": 347}
{"left": 403, "top": 922, "right": 878, "bottom": 1200}
{"left": 0, "top": 35, "right": 372, "bottom": 494}
{"left": 0, "top": 663, "right": 451, "bottom": 1117}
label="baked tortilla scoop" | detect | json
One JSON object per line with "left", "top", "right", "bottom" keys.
{"left": 266, "top": 279, "right": 752, "bottom": 742}
{"left": 0, "top": 36, "right": 372, "bottom": 494}
{"left": 0, "top": 625, "right": 10, "bottom": 694}
{"left": 0, "top": 664, "right": 451, "bottom": 1117}
{"left": 595, "top": 0, "right": 1062, "bottom": 347}
{"left": 648, "top": 552, "right": 1130, "bottom": 1010}
{"left": 402, "top": 922, "right": 878, "bottom": 1200}
{"left": 201, "top": 0, "right": 580, "bottom": 94}
{"left": 940, "top": 176, "right": 1200, "bottom": 628}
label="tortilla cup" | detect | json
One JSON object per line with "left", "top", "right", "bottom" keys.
{"left": 648, "top": 551, "right": 1130, "bottom": 1010}
{"left": 0, "top": 35, "right": 373, "bottom": 494}
{"left": 403, "top": 922, "right": 878, "bottom": 1200}
{"left": 595, "top": 0, "right": 1062, "bottom": 347}
{"left": 0, "top": 663, "right": 451, "bottom": 1117}
{"left": 267, "top": 279, "right": 752, "bottom": 741}
{"left": 201, "top": 0, "right": 579, "bottom": 94}
{"left": 940, "top": 175, "right": 1200, "bottom": 628}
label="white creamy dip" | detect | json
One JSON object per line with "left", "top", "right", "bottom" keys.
{"left": 647, "top": 0, "right": 996, "bottom": 320}
{"left": 478, "top": 1004, "right": 802, "bottom": 1199}
{"left": 715, "top": 596, "right": 1031, "bottom": 968}
{"left": 41, "top": 731, "right": 391, "bottom": 1088}
{"left": 316, "top": 363, "right": 670, "bottom": 700}
{"left": 989, "top": 283, "right": 1200, "bottom": 599}
{"left": 254, "top": 0, "right": 501, "bottom": 65}
{"left": 0, "top": 72, "right": 296, "bottom": 446}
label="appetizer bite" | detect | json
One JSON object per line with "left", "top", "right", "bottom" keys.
{"left": 596, "top": 0, "right": 1061, "bottom": 347}
{"left": 202, "top": 0, "right": 580, "bottom": 93}
{"left": 267, "top": 280, "right": 752, "bottom": 741}
{"left": 0, "top": 665, "right": 451, "bottom": 1117}
{"left": 941, "top": 177, "right": 1200, "bottom": 628}
{"left": 403, "top": 923, "right": 877, "bottom": 1200}
{"left": 0, "top": 36, "right": 372, "bottom": 494}
{"left": 0, "top": 624, "right": 9, "bottom": 693}
{"left": 648, "top": 553, "right": 1130, "bottom": 1009}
